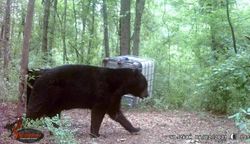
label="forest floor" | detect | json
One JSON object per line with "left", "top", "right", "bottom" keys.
{"left": 0, "top": 102, "right": 249, "bottom": 144}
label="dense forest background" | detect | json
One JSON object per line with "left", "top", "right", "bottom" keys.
{"left": 0, "top": 0, "right": 250, "bottom": 115}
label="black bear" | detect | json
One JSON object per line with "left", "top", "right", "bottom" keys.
{"left": 26, "top": 65, "right": 148, "bottom": 137}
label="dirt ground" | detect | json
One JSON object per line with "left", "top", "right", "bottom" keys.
{"left": 0, "top": 102, "right": 249, "bottom": 144}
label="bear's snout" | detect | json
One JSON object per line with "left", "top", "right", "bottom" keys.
{"left": 140, "top": 89, "right": 149, "bottom": 99}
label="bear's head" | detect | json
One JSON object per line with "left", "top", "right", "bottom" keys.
{"left": 127, "top": 69, "right": 149, "bottom": 99}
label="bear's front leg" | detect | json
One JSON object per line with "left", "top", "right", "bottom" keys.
{"left": 108, "top": 110, "right": 140, "bottom": 134}
{"left": 90, "top": 106, "right": 106, "bottom": 138}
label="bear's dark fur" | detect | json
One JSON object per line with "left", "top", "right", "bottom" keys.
{"left": 26, "top": 65, "right": 148, "bottom": 137}
{"left": 27, "top": 68, "right": 49, "bottom": 105}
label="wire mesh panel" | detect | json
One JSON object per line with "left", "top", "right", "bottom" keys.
{"left": 103, "top": 55, "right": 155, "bottom": 107}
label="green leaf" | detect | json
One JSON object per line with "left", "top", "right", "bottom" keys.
{"left": 247, "top": 108, "right": 250, "bottom": 113}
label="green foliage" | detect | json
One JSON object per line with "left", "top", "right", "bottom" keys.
{"left": 23, "top": 115, "right": 77, "bottom": 144}
{"left": 1, "top": 0, "right": 250, "bottom": 116}
{"left": 152, "top": 73, "right": 191, "bottom": 109}
{"left": 194, "top": 52, "right": 250, "bottom": 114}
{"left": 229, "top": 108, "right": 250, "bottom": 134}
{"left": 0, "top": 72, "right": 8, "bottom": 100}
{"left": 0, "top": 65, "right": 19, "bottom": 101}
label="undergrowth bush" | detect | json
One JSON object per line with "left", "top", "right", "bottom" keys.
{"left": 194, "top": 52, "right": 250, "bottom": 114}
{"left": 149, "top": 64, "right": 196, "bottom": 109}
{"left": 0, "top": 53, "right": 56, "bottom": 102}
{"left": 229, "top": 108, "right": 250, "bottom": 134}
{"left": 23, "top": 115, "right": 77, "bottom": 144}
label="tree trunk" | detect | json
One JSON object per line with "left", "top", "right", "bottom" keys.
{"left": 0, "top": 24, "right": 3, "bottom": 60}
{"left": 0, "top": 1, "right": 4, "bottom": 56}
{"left": 226, "top": 0, "right": 237, "bottom": 54}
{"left": 209, "top": 20, "right": 219, "bottom": 61}
{"left": 62, "top": 0, "right": 68, "bottom": 63}
{"left": 87, "top": 0, "right": 95, "bottom": 64}
{"left": 48, "top": 0, "right": 57, "bottom": 62}
{"left": 120, "top": 0, "right": 131, "bottom": 55}
{"left": 73, "top": 0, "right": 78, "bottom": 43}
{"left": 81, "top": 0, "right": 90, "bottom": 43}
{"left": 0, "top": 25, "right": 3, "bottom": 40}
{"left": 41, "top": 0, "right": 51, "bottom": 61}
{"left": 132, "top": 0, "right": 145, "bottom": 56}
{"left": 18, "top": 0, "right": 35, "bottom": 117}
{"left": 18, "top": 7, "right": 25, "bottom": 44}
{"left": 3, "top": 0, "right": 11, "bottom": 76}
{"left": 72, "top": 0, "right": 79, "bottom": 62}
{"left": 80, "top": 0, "right": 91, "bottom": 63}
{"left": 102, "top": 0, "right": 109, "bottom": 57}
